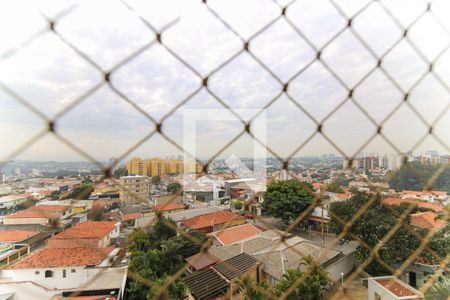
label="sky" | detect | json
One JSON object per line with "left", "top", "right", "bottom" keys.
{"left": 0, "top": 0, "right": 449, "bottom": 164}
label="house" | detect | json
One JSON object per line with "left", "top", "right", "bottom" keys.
{"left": 3, "top": 205, "right": 74, "bottom": 227}
{"left": 153, "top": 202, "right": 186, "bottom": 214}
{"left": 0, "top": 195, "right": 27, "bottom": 210}
{"left": 180, "top": 210, "right": 245, "bottom": 233}
{"left": 381, "top": 198, "right": 443, "bottom": 212}
{"left": 368, "top": 276, "right": 423, "bottom": 300}
{"left": 184, "top": 253, "right": 258, "bottom": 300}
{"left": 401, "top": 190, "right": 448, "bottom": 203}
{"left": 185, "top": 251, "right": 220, "bottom": 272}
{"left": 0, "top": 246, "right": 121, "bottom": 300}
{"left": 208, "top": 230, "right": 353, "bottom": 284}
{"left": 410, "top": 211, "right": 447, "bottom": 230}
{"left": 209, "top": 223, "right": 262, "bottom": 246}
{"left": 47, "top": 221, "right": 120, "bottom": 249}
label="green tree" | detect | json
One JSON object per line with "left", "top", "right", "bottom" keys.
{"left": 388, "top": 162, "right": 450, "bottom": 193}
{"left": 425, "top": 275, "right": 450, "bottom": 300}
{"left": 263, "top": 179, "right": 314, "bottom": 224}
{"left": 276, "top": 256, "right": 331, "bottom": 300}
{"left": 63, "top": 183, "right": 93, "bottom": 199}
{"left": 50, "top": 191, "right": 61, "bottom": 200}
{"left": 167, "top": 182, "right": 182, "bottom": 194}
{"left": 329, "top": 192, "right": 448, "bottom": 276}
{"left": 237, "top": 278, "right": 275, "bottom": 300}
{"left": 114, "top": 167, "right": 128, "bottom": 177}
{"left": 325, "top": 181, "right": 344, "bottom": 193}
{"left": 151, "top": 175, "right": 161, "bottom": 186}
{"left": 126, "top": 218, "right": 207, "bottom": 299}
{"left": 233, "top": 200, "right": 243, "bottom": 210}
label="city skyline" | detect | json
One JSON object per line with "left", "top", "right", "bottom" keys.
{"left": 0, "top": 0, "right": 449, "bottom": 162}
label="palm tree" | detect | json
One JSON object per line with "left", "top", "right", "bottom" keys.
{"left": 276, "top": 255, "right": 331, "bottom": 300}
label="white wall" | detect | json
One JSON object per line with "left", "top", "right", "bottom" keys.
{"left": 326, "top": 253, "right": 354, "bottom": 282}
{"left": 2, "top": 267, "right": 100, "bottom": 290}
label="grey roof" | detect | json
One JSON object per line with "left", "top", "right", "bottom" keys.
{"left": 136, "top": 206, "right": 224, "bottom": 227}
{"left": 183, "top": 268, "right": 228, "bottom": 300}
{"left": 209, "top": 234, "right": 342, "bottom": 281}
{"left": 213, "top": 253, "right": 257, "bottom": 280}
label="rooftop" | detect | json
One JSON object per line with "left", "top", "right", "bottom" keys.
{"left": 370, "top": 276, "right": 423, "bottom": 298}
{"left": 9, "top": 247, "right": 114, "bottom": 269}
{"left": 185, "top": 252, "right": 220, "bottom": 271}
{"left": 213, "top": 253, "right": 257, "bottom": 280}
{"left": 410, "top": 211, "right": 447, "bottom": 230}
{"left": 181, "top": 210, "right": 244, "bottom": 230}
{"left": 183, "top": 267, "right": 228, "bottom": 300}
{"left": 210, "top": 223, "right": 262, "bottom": 246}
{"left": 153, "top": 202, "right": 186, "bottom": 212}
{"left": 0, "top": 230, "right": 39, "bottom": 243}
{"left": 49, "top": 221, "right": 117, "bottom": 240}
{"left": 382, "top": 198, "right": 443, "bottom": 212}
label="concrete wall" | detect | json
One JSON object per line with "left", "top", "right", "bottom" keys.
{"left": 1, "top": 267, "right": 99, "bottom": 290}
{"left": 326, "top": 253, "right": 354, "bottom": 282}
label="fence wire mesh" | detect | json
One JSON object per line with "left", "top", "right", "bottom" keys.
{"left": 0, "top": 0, "right": 450, "bottom": 299}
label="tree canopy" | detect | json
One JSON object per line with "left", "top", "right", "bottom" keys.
{"left": 167, "top": 182, "right": 182, "bottom": 194}
{"left": 126, "top": 218, "right": 208, "bottom": 299}
{"left": 388, "top": 162, "right": 450, "bottom": 193}
{"left": 329, "top": 192, "right": 449, "bottom": 275}
{"left": 262, "top": 179, "right": 314, "bottom": 224}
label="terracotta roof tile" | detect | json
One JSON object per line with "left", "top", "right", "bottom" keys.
{"left": 410, "top": 212, "right": 447, "bottom": 230}
{"left": 382, "top": 198, "right": 443, "bottom": 212}
{"left": 212, "top": 223, "right": 262, "bottom": 245}
{"left": 9, "top": 247, "right": 114, "bottom": 269}
{"left": 122, "top": 213, "right": 141, "bottom": 221}
{"left": 153, "top": 203, "right": 186, "bottom": 212}
{"left": 50, "top": 221, "right": 117, "bottom": 240}
{"left": 181, "top": 211, "right": 244, "bottom": 230}
{"left": 0, "top": 230, "right": 39, "bottom": 242}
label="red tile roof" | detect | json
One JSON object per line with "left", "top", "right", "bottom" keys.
{"left": 376, "top": 279, "right": 416, "bottom": 297}
{"left": 382, "top": 198, "right": 443, "bottom": 212}
{"left": 185, "top": 252, "right": 219, "bottom": 270}
{"left": 50, "top": 221, "right": 117, "bottom": 240}
{"left": 402, "top": 190, "right": 447, "bottom": 196}
{"left": 410, "top": 212, "right": 447, "bottom": 230}
{"left": 211, "top": 223, "right": 262, "bottom": 245}
{"left": 5, "top": 205, "right": 72, "bottom": 219}
{"left": 153, "top": 203, "right": 186, "bottom": 212}
{"left": 9, "top": 247, "right": 114, "bottom": 269}
{"left": 181, "top": 211, "right": 244, "bottom": 230}
{"left": 0, "top": 230, "right": 39, "bottom": 242}
{"left": 122, "top": 213, "right": 141, "bottom": 221}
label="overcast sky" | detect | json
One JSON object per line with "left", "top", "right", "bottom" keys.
{"left": 0, "top": 0, "right": 449, "bottom": 163}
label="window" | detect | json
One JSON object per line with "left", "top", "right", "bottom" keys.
{"left": 45, "top": 270, "right": 53, "bottom": 278}
{"left": 62, "top": 269, "right": 66, "bottom": 278}
{"left": 35, "top": 270, "right": 40, "bottom": 275}
{"left": 71, "top": 269, "right": 76, "bottom": 273}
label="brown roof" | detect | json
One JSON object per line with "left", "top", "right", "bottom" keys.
{"left": 49, "top": 221, "right": 117, "bottom": 240}
{"left": 410, "top": 212, "right": 447, "bottom": 230}
{"left": 211, "top": 223, "right": 262, "bottom": 245}
{"left": 5, "top": 205, "right": 72, "bottom": 219}
{"left": 376, "top": 278, "right": 416, "bottom": 297}
{"left": 382, "top": 198, "right": 443, "bottom": 212}
{"left": 181, "top": 211, "right": 244, "bottom": 230}
{"left": 153, "top": 202, "right": 186, "bottom": 212}
{"left": 0, "top": 230, "right": 39, "bottom": 242}
{"left": 122, "top": 213, "right": 141, "bottom": 221}
{"left": 185, "top": 252, "right": 220, "bottom": 271}
{"left": 9, "top": 247, "right": 114, "bottom": 269}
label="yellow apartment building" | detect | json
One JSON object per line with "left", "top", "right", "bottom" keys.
{"left": 126, "top": 157, "right": 202, "bottom": 176}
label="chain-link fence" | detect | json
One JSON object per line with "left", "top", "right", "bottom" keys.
{"left": 0, "top": 0, "right": 449, "bottom": 299}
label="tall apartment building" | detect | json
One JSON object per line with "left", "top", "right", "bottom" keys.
{"left": 119, "top": 175, "right": 150, "bottom": 204}
{"left": 126, "top": 158, "right": 147, "bottom": 176}
{"left": 126, "top": 157, "right": 202, "bottom": 176}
